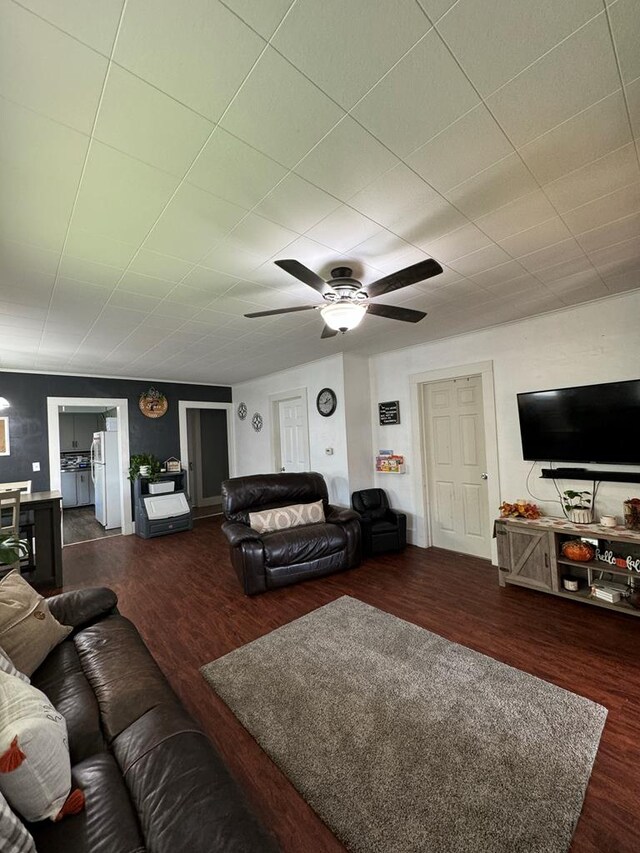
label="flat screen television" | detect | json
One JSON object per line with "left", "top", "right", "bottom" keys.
{"left": 517, "top": 379, "right": 640, "bottom": 465}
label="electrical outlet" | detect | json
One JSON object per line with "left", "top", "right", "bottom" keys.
{"left": 32, "top": 462, "right": 40, "bottom": 472}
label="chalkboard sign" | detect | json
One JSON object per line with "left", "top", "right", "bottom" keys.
{"left": 379, "top": 401, "right": 400, "bottom": 425}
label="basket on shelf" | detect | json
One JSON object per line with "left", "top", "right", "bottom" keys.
{"left": 623, "top": 499, "right": 640, "bottom": 531}
{"left": 561, "top": 539, "right": 595, "bottom": 562}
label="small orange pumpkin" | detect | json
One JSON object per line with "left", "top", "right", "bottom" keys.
{"left": 561, "top": 539, "right": 595, "bottom": 562}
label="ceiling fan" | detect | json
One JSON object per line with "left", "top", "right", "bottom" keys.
{"left": 244, "top": 258, "right": 443, "bottom": 338}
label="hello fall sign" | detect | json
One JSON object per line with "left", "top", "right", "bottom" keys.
{"left": 596, "top": 548, "right": 640, "bottom": 573}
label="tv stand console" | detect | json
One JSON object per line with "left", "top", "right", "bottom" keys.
{"left": 496, "top": 516, "right": 640, "bottom": 618}
{"left": 540, "top": 468, "right": 640, "bottom": 484}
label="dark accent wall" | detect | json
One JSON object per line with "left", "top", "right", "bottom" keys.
{"left": 0, "top": 371, "right": 231, "bottom": 491}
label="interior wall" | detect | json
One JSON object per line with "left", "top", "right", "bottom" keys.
{"left": 0, "top": 371, "right": 231, "bottom": 491}
{"left": 369, "top": 291, "right": 640, "bottom": 548}
{"left": 232, "top": 354, "right": 350, "bottom": 505}
{"left": 343, "top": 353, "right": 374, "bottom": 496}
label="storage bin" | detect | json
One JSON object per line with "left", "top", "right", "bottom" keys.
{"left": 148, "top": 481, "right": 175, "bottom": 495}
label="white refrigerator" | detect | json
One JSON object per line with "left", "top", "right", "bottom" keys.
{"left": 91, "top": 431, "right": 121, "bottom": 529}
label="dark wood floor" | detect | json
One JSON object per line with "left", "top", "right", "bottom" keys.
{"left": 63, "top": 506, "right": 121, "bottom": 545}
{"left": 58, "top": 518, "right": 640, "bottom": 853}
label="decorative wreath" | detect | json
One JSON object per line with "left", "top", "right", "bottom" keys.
{"left": 252, "top": 412, "right": 263, "bottom": 433}
{"left": 237, "top": 402, "right": 248, "bottom": 420}
{"left": 139, "top": 387, "right": 168, "bottom": 419}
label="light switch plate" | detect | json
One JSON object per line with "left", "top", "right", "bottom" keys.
{"left": 32, "top": 462, "right": 40, "bottom": 472}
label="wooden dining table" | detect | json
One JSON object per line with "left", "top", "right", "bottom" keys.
{"left": 18, "top": 490, "right": 63, "bottom": 589}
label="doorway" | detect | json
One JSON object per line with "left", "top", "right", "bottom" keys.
{"left": 178, "top": 402, "right": 234, "bottom": 519}
{"left": 411, "top": 361, "right": 500, "bottom": 561}
{"left": 270, "top": 389, "right": 310, "bottom": 473}
{"left": 46, "top": 397, "right": 133, "bottom": 545}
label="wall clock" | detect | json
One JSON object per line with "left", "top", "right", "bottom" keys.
{"left": 139, "top": 387, "right": 168, "bottom": 418}
{"left": 316, "top": 388, "right": 337, "bottom": 417}
{"left": 237, "top": 402, "right": 247, "bottom": 420}
{"left": 252, "top": 412, "right": 263, "bottom": 432}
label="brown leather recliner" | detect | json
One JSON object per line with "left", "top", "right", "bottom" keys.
{"left": 221, "top": 472, "right": 361, "bottom": 595}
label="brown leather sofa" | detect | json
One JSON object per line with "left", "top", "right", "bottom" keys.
{"left": 221, "top": 472, "right": 361, "bottom": 595}
{"left": 22, "top": 587, "right": 278, "bottom": 853}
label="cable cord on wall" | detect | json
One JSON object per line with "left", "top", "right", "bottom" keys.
{"left": 525, "top": 461, "right": 562, "bottom": 505}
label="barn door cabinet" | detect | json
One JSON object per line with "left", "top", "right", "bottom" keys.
{"left": 495, "top": 516, "right": 640, "bottom": 618}
{"left": 496, "top": 521, "right": 557, "bottom": 592}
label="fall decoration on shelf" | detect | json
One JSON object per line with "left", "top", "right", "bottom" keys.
{"left": 561, "top": 539, "right": 595, "bottom": 562}
{"left": 498, "top": 500, "right": 541, "bottom": 519}
{"left": 624, "top": 498, "right": 640, "bottom": 531}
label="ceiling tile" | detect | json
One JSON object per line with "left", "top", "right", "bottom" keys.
{"left": 609, "top": 0, "right": 640, "bottom": 83}
{"left": 306, "top": 207, "right": 382, "bottom": 253}
{"left": 225, "top": 213, "right": 297, "bottom": 257}
{"left": 421, "top": 223, "right": 491, "bottom": 262}
{"left": 150, "top": 300, "right": 200, "bottom": 321}
{"left": 602, "top": 268, "right": 640, "bottom": 294}
{"left": 445, "top": 153, "right": 538, "bottom": 219}
{"left": 518, "top": 237, "right": 587, "bottom": 273}
{"left": 534, "top": 255, "right": 594, "bottom": 283}
{"left": 474, "top": 268, "right": 534, "bottom": 291}
{"left": 0, "top": 1, "right": 107, "bottom": 133}
{"left": 627, "top": 77, "right": 640, "bottom": 137}
{"left": 542, "top": 143, "right": 640, "bottom": 213}
{"left": 165, "top": 284, "right": 215, "bottom": 308}
{"left": 486, "top": 14, "right": 620, "bottom": 148}
{"left": 199, "top": 243, "right": 265, "bottom": 277}
{"left": 0, "top": 238, "right": 60, "bottom": 278}
{"left": 18, "top": 0, "right": 125, "bottom": 54}
{"left": 272, "top": 0, "right": 430, "bottom": 109}
{"left": 406, "top": 104, "right": 513, "bottom": 192}
{"left": 558, "top": 281, "right": 610, "bottom": 305}
{"left": 577, "top": 212, "right": 640, "bottom": 254}
{"left": 127, "top": 250, "right": 194, "bottom": 282}
{"left": 117, "top": 271, "right": 176, "bottom": 298}
{"left": 73, "top": 142, "right": 180, "bottom": 245}
{"left": 221, "top": 46, "right": 344, "bottom": 168}
{"left": 187, "top": 127, "right": 287, "bottom": 209}
{"left": 115, "top": 0, "right": 265, "bottom": 121}
{"left": 222, "top": 0, "right": 293, "bottom": 40}
{"left": 108, "top": 289, "right": 161, "bottom": 312}
{"left": 254, "top": 173, "right": 340, "bottom": 232}
{"left": 588, "top": 235, "right": 640, "bottom": 272}
{"left": 474, "top": 190, "right": 557, "bottom": 241}
{"left": 58, "top": 255, "right": 124, "bottom": 288}
{"left": 563, "top": 182, "right": 640, "bottom": 234}
{"left": 295, "top": 116, "right": 399, "bottom": 200}
{"left": 94, "top": 64, "right": 214, "bottom": 177}
{"left": 448, "top": 243, "right": 511, "bottom": 276}
{"left": 519, "top": 91, "right": 631, "bottom": 185}
{"left": 436, "top": 0, "right": 602, "bottom": 96}
{"left": 499, "top": 217, "right": 572, "bottom": 258}
{"left": 48, "top": 278, "right": 112, "bottom": 325}
{"left": 0, "top": 270, "right": 56, "bottom": 308}
{"left": 64, "top": 228, "right": 138, "bottom": 268}
{"left": 352, "top": 29, "right": 479, "bottom": 157}
{"left": 144, "top": 182, "right": 247, "bottom": 261}
{"left": 181, "top": 266, "right": 238, "bottom": 297}
{"left": 416, "top": 0, "right": 458, "bottom": 22}
{"left": 2, "top": 170, "right": 76, "bottom": 253}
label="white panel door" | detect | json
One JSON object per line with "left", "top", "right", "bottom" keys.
{"left": 278, "top": 397, "right": 309, "bottom": 473}
{"left": 423, "top": 376, "right": 490, "bottom": 558}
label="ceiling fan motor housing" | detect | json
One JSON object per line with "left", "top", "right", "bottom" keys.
{"left": 325, "top": 267, "right": 368, "bottom": 303}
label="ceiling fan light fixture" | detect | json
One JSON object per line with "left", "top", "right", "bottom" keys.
{"left": 320, "top": 302, "right": 366, "bottom": 332}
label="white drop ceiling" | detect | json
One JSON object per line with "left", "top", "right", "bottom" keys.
{"left": 0, "top": 0, "right": 639, "bottom": 384}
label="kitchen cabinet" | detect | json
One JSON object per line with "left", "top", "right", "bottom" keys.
{"left": 61, "top": 470, "right": 95, "bottom": 508}
{"left": 61, "top": 471, "right": 77, "bottom": 507}
{"left": 59, "top": 414, "right": 101, "bottom": 452}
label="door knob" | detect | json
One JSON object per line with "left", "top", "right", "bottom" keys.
{"left": 481, "top": 472, "right": 488, "bottom": 480}
{"left": 280, "top": 467, "right": 285, "bottom": 472}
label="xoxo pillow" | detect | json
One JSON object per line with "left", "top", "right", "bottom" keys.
{"left": 249, "top": 500, "right": 325, "bottom": 534}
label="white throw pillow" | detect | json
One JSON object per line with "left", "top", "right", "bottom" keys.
{"left": 0, "top": 645, "right": 29, "bottom": 684}
{"left": 249, "top": 499, "right": 325, "bottom": 534}
{"left": 0, "top": 789, "right": 36, "bottom": 852}
{"left": 0, "top": 670, "right": 72, "bottom": 822}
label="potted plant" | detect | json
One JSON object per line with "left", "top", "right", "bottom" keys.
{"left": 562, "top": 489, "right": 592, "bottom": 524}
{"left": 128, "top": 453, "right": 161, "bottom": 483}
{"left": 0, "top": 533, "right": 28, "bottom": 567}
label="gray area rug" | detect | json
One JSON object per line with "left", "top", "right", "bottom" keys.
{"left": 201, "top": 596, "right": 607, "bottom": 853}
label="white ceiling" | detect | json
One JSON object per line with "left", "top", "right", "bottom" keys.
{"left": 0, "top": 0, "right": 639, "bottom": 385}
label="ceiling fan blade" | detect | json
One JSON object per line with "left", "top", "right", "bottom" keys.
{"left": 321, "top": 324, "right": 339, "bottom": 339}
{"left": 366, "top": 303, "right": 427, "bottom": 323}
{"left": 274, "top": 259, "right": 328, "bottom": 295}
{"left": 365, "top": 259, "right": 443, "bottom": 299}
{"left": 244, "top": 305, "right": 318, "bottom": 318}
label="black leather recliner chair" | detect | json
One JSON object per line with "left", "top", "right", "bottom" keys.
{"left": 221, "top": 472, "right": 361, "bottom": 595}
{"left": 351, "top": 488, "right": 407, "bottom": 556}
